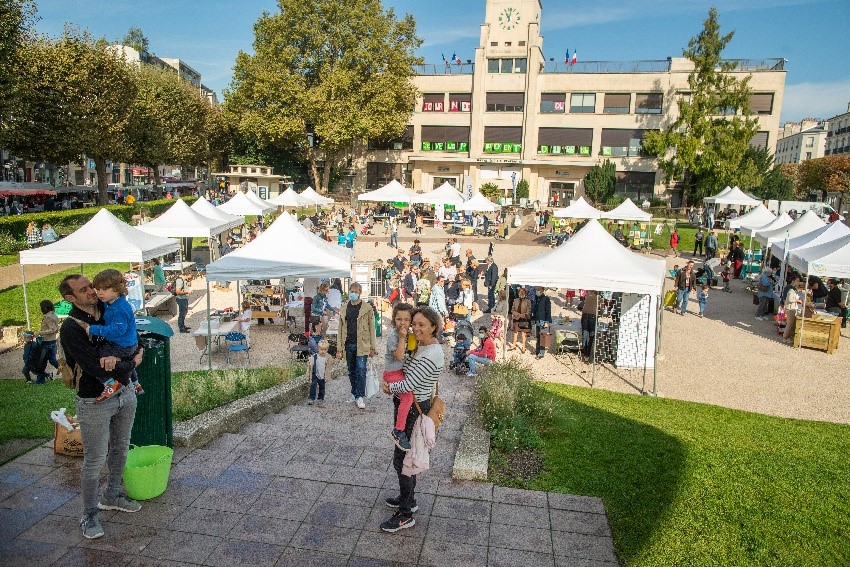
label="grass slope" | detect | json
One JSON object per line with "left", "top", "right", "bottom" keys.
{"left": 0, "top": 380, "right": 76, "bottom": 445}
{"left": 529, "top": 384, "right": 850, "bottom": 566}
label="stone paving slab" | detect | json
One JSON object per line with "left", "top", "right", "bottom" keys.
{"left": 0, "top": 350, "right": 619, "bottom": 566}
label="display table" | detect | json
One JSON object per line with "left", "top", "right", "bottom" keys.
{"left": 794, "top": 313, "right": 841, "bottom": 354}
{"left": 162, "top": 262, "right": 195, "bottom": 273}
{"left": 144, "top": 293, "right": 176, "bottom": 316}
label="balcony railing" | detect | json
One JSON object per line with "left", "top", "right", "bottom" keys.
{"left": 543, "top": 60, "right": 671, "bottom": 74}
{"left": 414, "top": 63, "right": 475, "bottom": 75}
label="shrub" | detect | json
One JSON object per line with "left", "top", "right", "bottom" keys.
{"left": 0, "top": 231, "right": 26, "bottom": 255}
{"left": 515, "top": 178, "right": 530, "bottom": 199}
{"left": 479, "top": 182, "right": 502, "bottom": 200}
{"left": 474, "top": 359, "right": 553, "bottom": 452}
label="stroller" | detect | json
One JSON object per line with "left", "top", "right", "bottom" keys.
{"left": 360, "top": 223, "right": 373, "bottom": 236}
{"left": 22, "top": 332, "right": 49, "bottom": 383}
{"left": 449, "top": 323, "right": 473, "bottom": 375}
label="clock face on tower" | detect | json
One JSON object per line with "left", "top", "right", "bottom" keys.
{"left": 498, "top": 7, "right": 520, "bottom": 30}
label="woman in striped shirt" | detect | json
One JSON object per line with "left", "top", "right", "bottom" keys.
{"left": 380, "top": 306, "right": 445, "bottom": 533}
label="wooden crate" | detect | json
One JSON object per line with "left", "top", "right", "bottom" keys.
{"left": 793, "top": 315, "right": 841, "bottom": 354}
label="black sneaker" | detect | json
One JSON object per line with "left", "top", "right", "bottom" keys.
{"left": 390, "top": 429, "right": 411, "bottom": 451}
{"left": 384, "top": 496, "right": 418, "bottom": 513}
{"left": 380, "top": 511, "right": 415, "bottom": 533}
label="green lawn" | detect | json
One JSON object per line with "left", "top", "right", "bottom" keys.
{"left": 0, "top": 380, "right": 76, "bottom": 446}
{"left": 522, "top": 384, "right": 850, "bottom": 566}
{"left": 0, "top": 255, "right": 17, "bottom": 267}
{"left": 0, "top": 262, "right": 130, "bottom": 327}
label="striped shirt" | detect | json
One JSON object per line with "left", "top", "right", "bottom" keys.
{"left": 390, "top": 342, "right": 444, "bottom": 402}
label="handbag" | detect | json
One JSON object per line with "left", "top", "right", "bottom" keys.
{"left": 365, "top": 360, "right": 380, "bottom": 398}
{"left": 453, "top": 304, "right": 469, "bottom": 316}
{"left": 414, "top": 382, "right": 446, "bottom": 431}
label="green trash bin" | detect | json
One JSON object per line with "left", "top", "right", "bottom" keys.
{"left": 130, "top": 316, "right": 174, "bottom": 448}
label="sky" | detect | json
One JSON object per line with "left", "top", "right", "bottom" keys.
{"left": 33, "top": 0, "right": 850, "bottom": 123}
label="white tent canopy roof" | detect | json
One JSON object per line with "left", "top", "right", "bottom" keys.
{"left": 709, "top": 186, "right": 761, "bottom": 207}
{"left": 727, "top": 204, "right": 776, "bottom": 230}
{"left": 205, "top": 211, "right": 353, "bottom": 281}
{"left": 217, "top": 190, "right": 275, "bottom": 216}
{"left": 20, "top": 208, "right": 180, "bottom": 265}
{"left": 601, "top": 198, "right": 652, "bottom": 222}
{"left": 508, "top": 219, "right": 666, "bottom": 295}
{"left": 754, "top": 210, "right": 825, "bottom": 247}
{"left": 357, "top": 180, "right": 416, "bottom": 203}
{"left": 770, "top": 220, "right": 850, "bottom": 259}
{"left": 137, "top": 198, "right": 231, "bottom": 239}
{"left": 458, "top": 192, "right": 500, "bottom": 212}
{"left": 702, "top": 186, "right": 733, "bottom": 204}
{"left": 299, "top": 186, "right": 334, "bottom": 205}
{"left": 553, "top": 196, "right": 603, "bottom": 219}
{"left": 269, "top": 187, "right": 310, "bottom": 208}
{"left": 412, "top": 182, "right": 465, "bottom": 206}
{"left": 741, "top": 212, "right": 793, "bottom": 237}
{"left": 244, "top": 188, "right": 276, "bottom": 209}
{"left": 788, "top": 234, "right": 850, "bottom": 279}
{"left": 190, "top": 196, "right": 244, "bottom": 231}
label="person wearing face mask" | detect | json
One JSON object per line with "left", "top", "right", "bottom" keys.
{"left": 466, "top": 326, "right": 496, "bottom": 377}
{"left": 336, "top": 282, "right": 378, "bottom": 409}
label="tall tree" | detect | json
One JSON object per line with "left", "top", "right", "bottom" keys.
{"left": 121, "top": 26, "right": 149, "bottom": 53}
{"left": 0, "top": 0, "right": 35, "bottom": 132}
{"left": 224, "top": 0, "right": 422, "bottom": 193}
{"left": 797, "top": 155, "right": 850, "bottom": 198}
{"left": 643, "top": 8, "right": 758, "bottom": 205}
{"left": 4, "top": 29, "right": 136, "bottom": 204}
{"left": 583, "top": 159, "right": 616, "bottom": 205}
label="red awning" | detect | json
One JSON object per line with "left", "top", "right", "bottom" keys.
{"left": 0, "top": 189, "right": 57, "bottom": 197}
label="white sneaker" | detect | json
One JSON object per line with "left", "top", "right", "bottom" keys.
{"left": 346, "top": 394, "right": 356, "bottom": 403}
{"left": 356, "top": 397, "right": 365, "bottom": 409}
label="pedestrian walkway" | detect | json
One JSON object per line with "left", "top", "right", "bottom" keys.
{"left": 0, "top": 261, "right": 77, "bottom": 291}
{"left": 0, "top": 360, "right": 619, "bottom": 566}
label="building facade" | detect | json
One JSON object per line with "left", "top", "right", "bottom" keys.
{"left": 352, "top": 0, "right": 786, "bottom": 206}
{"left": 825, "top": 102, "right": 850, "bottom": 157}
{"left": 210, "top": 164, "right": 291, "bottom": 199}
{"left": 776, "top": 119, "right": 827, "bottom": 164}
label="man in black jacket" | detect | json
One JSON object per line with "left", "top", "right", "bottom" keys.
{"left": 58, "top": 275, "right": 144, "bottom": 540}
{"left": 483, "top": 256, "right": 499, "bottom": 313}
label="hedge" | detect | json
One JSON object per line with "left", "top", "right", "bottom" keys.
{"left": 0, "top": 197, "right": 198, "bottom": 254}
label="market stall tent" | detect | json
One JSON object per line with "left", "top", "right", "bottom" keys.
{"left": 702, "top": 186, "right": 733, "bottom": 205}
{"left": 788, "top": 234, "right": 850, "bottom": 279}
{"left": 137, "top": 198, "right": 232, "bottom": 238}
{"left": 727, "top": 204, "right": 775, "bottom": 231}
{"left": 217, "top": 190, "right": 275, "bottom": 216}
{"left": 458, "top": 192, "right": 500, "bottom": 212}
{"left": 707, "top": 186, "right": 761, "bottom": 207}
{"left": 741, "top": 212, "right": 793, "bottom": 237}
{"left": 770, "top": 220, "right": 850, "bottom": 259}
{"left": 553, "top": 196, "right": 603, "bottom": 219}
{"left": 244, "top": 188, "right": 276, "bottom": 209}
{"left": 269, "top": 187, "right": 310, "bottom": 208}
{"left": 191, "top": 196, "right": 244, "bottom": 231}
{"left": 357, "top": 180, "right": 417, "bottom": 204}
{"left": 754, "top": 210, "right": 825, "bottom": 247}
{"left": 412, "top": 182, "right": 465, "bottom": 206}
{"left": 601, "top": 198, "right": 652, "bottom": 222}
{"left": 299, "top": 186, "right": 335, "bottom": 206}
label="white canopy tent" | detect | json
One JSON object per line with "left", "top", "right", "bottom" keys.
{"left": 727, "top": 204, "right": 776, "bottom": 231}
{"left": 788, "top": 234, "right": 850, "bottom": 279}
{"left": 269, "top": 187, "right": 311, "bottom": 208}
{"left": 754, "top": 210, "right": 825, "bottom": 247}
{"left": 741, "top": 212, "right": 793, "bottom": 238}
{"left": 553, "top": 196, "right": 603, "bottom": 219}
{"left": 18, "top": 208, "right": 181, "bottom": 328}
{"left": 299, "top": 186, "right": 334, "bottom": 206}
{"left": 244, "top": 188, "right": 276, "bottom": 209}
{"left": 412, "top": 182, "right": 465, "bottom": 206}
{"left": 191, "top": 196, "right": 244, "bottom": 231}
{"left": 357, "top": 180, "right": 417, "bottom": 204}
{"left": 601, "top": 198, "right": 652, "bottom": 222}
{"left": 137, "top": 198, "right": 232, "bottom": 238}
{"left": 703, "top": 186, "right": 762, "bottom": 207}
{"left": 458, "top": 192, "right": 500, "bottom": 212}
{"left": 770, "top": 220, "right": 850, "bottom": 259}
{"left": 217, "top": 190, "right": 276, "bottom": 216}
{"left": 702, "top": 186, "right": 733, "bottom": 204}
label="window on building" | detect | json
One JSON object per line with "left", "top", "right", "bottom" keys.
{"left": 448, "top": 93, "right": 472, "bottom": 112}
{"left": 603, "top": 93, "right": 630, "bottom": 114}
{"left": 487, "top": 58, "right": 527, "bottom": 74}
{"left": 366, "top": 162, "right": 410, "bottom": 190}
{"left": 748, "top": 93, "right": 774, "bottom": 115}
{"left": 422, "top": 93, "right": 445, "bottom": 112}
{"left": 500, "top": 58, "right": 513, "bottom": 73}
{"left": 615, "top": 171, "right": 656, "bottom": 198}
{"left": 518, "top": 41, "right": 526, "bottom": 46}
{"left": 806, "top": 152, "right": 812, "bottom": 160}
{"left": 488, "top": 58, "right": 499, "bottom": 73}
{"left": 750, "top": 131, "right": 769, "bottom": 150}
{"left": 540, "top": 93, "right": 566, "bottom": 114}
{"left": 806, "top": 136, "right": 814, "bottom": 147}
{"left": 635, "top": 93, "right": 663, "bottom": 114}
{"left": 483, "top": 126, "right": 523, "bottom": 153}
{"left": 490, "top": 42, "right": 498, "bottom": 47}
{"left": 537, "top": 127, "right": 593, "bottom": 156}
{"left": 368, "top": 125, "right": 414, "bottom": 150}
{"left": 420, "top": 126, "right": 470, "bottom": 153}
{"left": 486, "top": 92, "right": 524, "bottom": 112}
{"left": 504, "top": 42, "right": 512, "bottom": 47}
{"left": 514, "top": 58, "right": 527, "bottom": 73}
{"left": 549, "top": 182, "right": 575, "bottom": 206}
{"left": 570, "top": 93, "right": 596, "bottom": 114}
{"left": 601, "top": 129, "right": 653, "bottom": 157}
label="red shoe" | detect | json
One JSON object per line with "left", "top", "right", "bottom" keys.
{"left": 96, "top": 379, "right": 122, "bottom": 403}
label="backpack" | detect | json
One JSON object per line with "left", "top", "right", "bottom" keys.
{"left": 58, "top": 357, "right": 82, "bottom": 393}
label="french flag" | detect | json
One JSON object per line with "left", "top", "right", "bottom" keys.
{"left": 453, "top": 52, "right": 461, "bottom": 65}
{"left": 565, "top": 50, "right": 569, "bottom": 64}
{"left": 442, "top": 53, "right": 449, "bottom": 66}
{"left": 571, "top": 50, "right": 578, "bottom": 64}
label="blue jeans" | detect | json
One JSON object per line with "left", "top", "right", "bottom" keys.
{"left": 699, "top": 299, "right": 707, "bottom": 315}
{"left": 467, "top": 354, "right": 491, "bottom": 374}
{"left": 309, "top": 375, "right": 326, "bottom": 401}
{"left": 389, "top": 233, "right": 398, "bottom": 248}
{"left": 176, "top": 296, "right": 189, "bottom": 329}
{"left": 675, "top": 289, "right": 689, "bottom": 314}
{"left": 487, "top": 287, "right": 496, "bottom": 312}
{"left": 76, "top": 386, "right": 137, "bottom": 517}
{"left": 344, "top": 342, "right": 367, "bottom": 398}
{"left": 42, "top": 340, "right": 59, "bottom": 369}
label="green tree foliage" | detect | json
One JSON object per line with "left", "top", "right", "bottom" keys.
{"left": 479, "top": 182, "right": 502, "bottom": 201}
{"left": 0, "top": 0, "right": 35, "bottom": 132}
{"left": 515, "top": 178, "right": 529, "bottom": 199}
{"left": 643, "top": 8, "right": 758, "bottom": 205}
{"left": 121, "top": 26, "right": 149, "bottom": 53}
{"left": 736, "top": 146, "right": 793, "bottom": 201}
{"left": 5, "top": 29, "right": 136, "bottom": 205}
{"left": 583, "top": 159, "right": 616, "bottom": 205}
{"left": 798, "top": 155, "right": 850, "bottom": 198}
{"left": 224, "top": 0, "right": 422, "bottom": 193}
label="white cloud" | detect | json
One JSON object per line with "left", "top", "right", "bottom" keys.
{"left": 781, "top": 80, "right": 850, "bottom": 122}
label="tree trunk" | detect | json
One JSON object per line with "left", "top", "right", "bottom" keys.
{"left": 307, "top": 147, "right": 321, "bottom": 192}
{"left": 153, "top": 165, "right": 162, "bottom": 198}
{"left": 321, "top": 155, "right": 334, "bottom": 196}
{"left": 94, "top": 157, "right": 109, "bottom": 205}
{"left": 682, "top": 169, "right": 693, "bottom": 206}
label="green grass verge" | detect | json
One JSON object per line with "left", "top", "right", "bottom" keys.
{"left": 171, "top": 365, "right": 304, "bottom": 422}
{"left": 519, "top": 384, "right": 850, "bottom": 566}
{"left": 0, "top": 380, "right": 76, "bottom": 445}
{"left": 0, "top": 255, "right": 17, "bottom": 268}
{"left": 0, "top": 262, "right": 130, "bottom": 327}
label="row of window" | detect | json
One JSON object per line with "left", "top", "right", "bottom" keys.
{"left": 777, "top": 136, "right": 816, "bottom": 152}
{"left": 486, "top": 58, "right": 528, "bottom": 74}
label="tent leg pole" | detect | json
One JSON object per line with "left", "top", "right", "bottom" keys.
{"left": 501, "top": 285, "right": 510, "bottom": 360}
{"left": 798, "top": 276, "right": 809, "bottom": 350}
{"left": 654, "top": 296, "right": 662, "bottom": 396}
{"left": 21, "top": 264, "right": 31, "bottom": 330}
{"left": 206, "top": 277, "right": 213, "bottom": 371}
{"left": 591, "top": 296, "right": 599, "bottom": 388}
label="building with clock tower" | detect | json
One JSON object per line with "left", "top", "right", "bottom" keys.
{"left": 350, "top": 0, "right": 786, "bottom": 206}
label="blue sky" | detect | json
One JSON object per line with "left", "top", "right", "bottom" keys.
{"left": 34, "top": 0, "right": 850, "bottom": 123}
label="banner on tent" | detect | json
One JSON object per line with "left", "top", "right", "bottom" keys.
{"left": 125, "top": 272, "right": 144, "bottom": 312}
